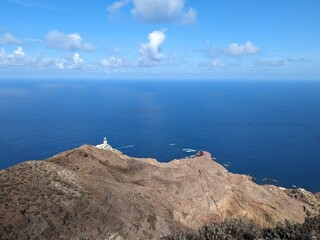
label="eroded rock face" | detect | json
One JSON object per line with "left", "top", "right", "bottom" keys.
{"left": 0, "top": 145, "right": 319, "bottom": 239}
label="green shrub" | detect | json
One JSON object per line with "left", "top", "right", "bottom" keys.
{"left": 161, "top": 215, "right": 320, "bottom": 240}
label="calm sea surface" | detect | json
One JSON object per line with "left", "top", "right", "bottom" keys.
{"left": 0, "top": 80, "right": 319, "bottom": 192}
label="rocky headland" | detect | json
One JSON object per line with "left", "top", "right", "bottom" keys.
{"left": 0, "top": 145, "right": 319, "bottom": 239}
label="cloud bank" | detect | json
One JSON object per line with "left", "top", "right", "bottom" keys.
{"left": 45, "top": 30, "right": 94, "bottom": 51}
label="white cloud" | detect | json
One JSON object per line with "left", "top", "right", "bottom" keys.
{"left": 132, "top": 0, "right": 196, "bottom": 24}
{"left": 38, "top": 54, "right": 84, "bottom": 70}
{"left": 55, "top": 58, "right": 67, "bottom": 69}
{"left": 11, "top": 46, "right": 25, "bottom": 57}
{"left": 38, "top": 57, "right": 54, "bottom": 67}
{"left": 26, "top": 38, "right": 43, "bottom": 42}
{"left": 0, "top": 33, "right": 22, "bottom": 45}
{"left": 226, "top": 41, "right": 259, "bottom": 55}
{"left": 37, "top": 57, "right": 69, "bottom": 70}
{"left": 0, "top": 46, "right": 70, "bottom": 69}
{"left": 0, "top": 46, "right": 35, "bottom": 66}
{"left": 138, "top": 30, "right": 166, "bottom": 67}
{"left": 107, "top": 0, "right": 196, "bottom": 24}
{"left": 164, "top": 52, "right": 186, "bottom": 66}
{"left": 200, "top": 41, "right": 260, "bottom": 60}
{"left": 45, "top": 30, "right": 94, "bottom": 51}
{"left": 106, "top": 0, "right": 129, "bottom": 14}
{"left": 212, "top": 59, "right": 226, "bottom": 68}
{"left": 101, "top": 56, "right": 125, "bottom": 68}
{"left": 69, "top": 53, "right": 84, "bottom": 69}
{"left": 287, "top": 57, "right": 309, "bottom": 63}
{"left": 255, "top": 58, "right": 286, "bottom": 67}
{"left": 0, "top": 48, "right": 6, "bottom": 60}
{"left": 0, "top": 45, "right": 89, "bottom": 71}
{"left": 5, "top": 0, "right": 64, "bottom": 11}
{"left": 199, "top": 58, "right": 239, "bottom": 69}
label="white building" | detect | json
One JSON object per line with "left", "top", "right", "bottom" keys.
{"left": 96, "top": 137, "right": 112, "bottom": 150}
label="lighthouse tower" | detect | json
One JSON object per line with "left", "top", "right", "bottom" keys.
{"left": 103, "top": 137, "right": 107, "bottom": 146}
{"left": 96, "top": 136, "right": 112, "bottom": 150}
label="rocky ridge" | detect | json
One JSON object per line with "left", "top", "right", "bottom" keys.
{"left": 0, "top": 145, "right": 319, "bottom": 239}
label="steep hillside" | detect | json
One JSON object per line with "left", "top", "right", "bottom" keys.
{"left": 0, "top": 145, "right": 319, "bottom": 239}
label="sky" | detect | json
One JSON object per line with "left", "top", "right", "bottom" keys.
{"left": 0, "top": 0, "right": 319, "bottom": 80}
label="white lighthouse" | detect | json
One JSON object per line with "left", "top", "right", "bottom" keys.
{"left": 96, "top": 136, "right": 112, "bottom": 150}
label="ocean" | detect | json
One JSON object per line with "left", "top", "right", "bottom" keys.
{"left": 0, "top": 79, "right": 319, "bottom": 192}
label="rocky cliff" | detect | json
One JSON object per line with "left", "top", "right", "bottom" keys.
{"left": 0, "top": 145, "right": 319, "bottom": 239}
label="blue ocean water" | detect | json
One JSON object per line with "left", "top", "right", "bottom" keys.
{"left": 0, "top": 80, "right": 319, "bottom": 192}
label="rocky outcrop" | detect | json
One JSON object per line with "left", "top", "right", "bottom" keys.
{"left": 0, "top": 145, "right": 319, "bottom": 239}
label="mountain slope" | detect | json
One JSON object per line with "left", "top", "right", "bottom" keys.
{"left": 0, "top": 145, "right": 318, "bottom": 239}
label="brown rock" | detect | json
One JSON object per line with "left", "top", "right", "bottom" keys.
{"left": 0, "top": 145, "right": 318, "bottom": 239}
{"left": 315, "top": 192, "right": 320, "bottom": 202}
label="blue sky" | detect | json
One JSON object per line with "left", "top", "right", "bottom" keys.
{"left": 0, "top": 0, "right": 319, "bottom": 79}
